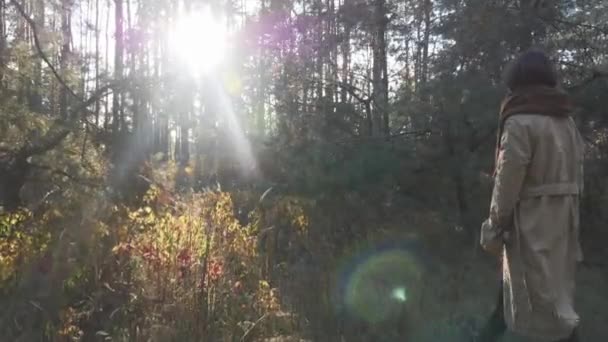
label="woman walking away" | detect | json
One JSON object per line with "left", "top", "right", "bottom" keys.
{"left": 477, "top": 48, "right": 584, "bottom": 342}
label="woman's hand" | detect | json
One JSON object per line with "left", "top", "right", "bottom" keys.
{"left": 480, "top": 219, "right": 504, "bottom": 257}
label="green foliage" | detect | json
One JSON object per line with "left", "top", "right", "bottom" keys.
{"left": 263, "top": 140, "right": 410, "bottom": 196}
{"left": 0, "top": 98, "right": 49, "bottom": 148}
{"left": 0, "top": 208, "right": 50, "bottom": 284}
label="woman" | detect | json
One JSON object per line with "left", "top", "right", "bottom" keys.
{"left": 477, "top": 49, "right": 584, "bottom": 342}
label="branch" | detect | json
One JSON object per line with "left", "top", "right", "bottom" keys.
{"left": 73, "top": 82, "right": 115, "bottom": 119}
{"left": 15, "top": 83, "right": 115, "bottom": 158}
{"left": 10, "top": 0, "right": 118, "bottom": 119}
{"left": 9, "top": 0, "right": 80, "bottom": 101}
{"left": 336, "top": 82, "right": 372, "bottom": 105}
{"left": 240, "top": 313, "right": 269, "bottom": 342}
{"left": 29, "top": 163, "right": 102, "bottom": 188}
{"left": 566, "top": 69, "right": 608, "bottom": 92}
{"left": 550, "top": 15, "right": 608, "bottom": 36}
{"left": 23, "top": 128, "right": 70, "bottom": 157}
{"left": 332, "top": 129, "right": 434, "bottom": 145}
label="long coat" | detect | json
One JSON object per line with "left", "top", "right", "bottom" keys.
{"left": 489, "top": 114, "right": 584, "bottom": 340}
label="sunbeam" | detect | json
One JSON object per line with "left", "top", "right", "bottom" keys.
{"left": 169, "top": 6, "right": 227, "bottom": 75}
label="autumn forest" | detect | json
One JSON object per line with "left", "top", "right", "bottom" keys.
{"left": 0, "top": 0, "right": 607, "bottom": 341}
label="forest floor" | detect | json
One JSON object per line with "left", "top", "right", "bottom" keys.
{"left": 262, "top": 257, "right": 608, "bottom": 342}
{"left": 379, "top": 254, "right": 607, "bottom": 342}
{"left": 273, "top": 212, "right": 608, "bottom": 342}
{"left": 420, "top": 254, "right": 608, "bottom": 342}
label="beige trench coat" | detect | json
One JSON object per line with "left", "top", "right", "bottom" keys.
{"left": 487, "top": 114, "right": 584, "bottom": 340}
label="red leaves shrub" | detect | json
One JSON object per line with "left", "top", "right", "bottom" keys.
{"left": 208, "top": 259, "right": 224, "bottom": 282}
{"left": 110, "top": 189, "right": 279, "bottom": 339}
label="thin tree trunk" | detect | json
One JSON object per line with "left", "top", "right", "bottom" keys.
{"left": 404, "top": 38, "right": 410, "bottom": 89}
{"left": 340, "top": 18, "right": 351, "bottom": 103}
{"left": 372, "top": 0, "right": 389, "bottom": 136}
{"left": 381, "top": 37, "right": 389, "bottom": 135}
{"left": 256, "top": 33, "right": 266, "bottom": 137}
{"left": 0, "top": 0, "right": 5, "bottom": 88}
{"left": 519, "top": 0, "right": 534, "bottom": 50}
{"left": 60, "top": 0, "right": 73, "bottom": 120}
{"left": 127, "top": 0, "right": 137, "bottom": 136}
{"left": 315, "top": 0, "right": 323, "bottom": 100}
{"left": 332, "top": 0, "right": 339, "bottom": 103}
{"left": 159, "top": 0, "right": 171, "bottom": 159}
{"left": 112, "top": 0, "right": 124, "bottom": 137}
{"left": 324, "top": 0, "right": 335, "bottom": 103}
{"left": 420, "top": 0, "right": 431, "bottom": 102}
{"left": 414, "top": 16, "right": 421, "bottom": 92}
{"left": 29, "top": 0, "right": 44, "bottom": 112}
{"left": 153, "top": 12, "right": 162, "bottom": 153}
{"left": 104, "top": 0, "right": 111, "bottom": 129}
{"left": 95, "top": 0, "right": 100, "bottom": 125}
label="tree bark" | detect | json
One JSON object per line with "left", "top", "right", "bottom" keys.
{"left": 324, "top": 0, "right": 336, "bottom": 103}
{"left": 256, "top": 28, "right": 267, "bottom": 137}
{"left": 94, "top": 0, "right": 100, "bottom": 125}
{"left": 372, "top": 0, "right": 389, "bottom": 136}
{"left": 315, "top": 0, "right": 324, "bottom": 100}
{"left": 29, "top": 0, "right": 44, "bottom": 112}
{"left": 340, "top": 16, "right": 351, "bottom": 104}
{"left": 112, "top": 0, "right": 124, "bottom": 137}
{"left": 420, "top": 0, "right": 431, "bottom": 102}
{"left": 104, "top": 0, "right": 111, "bottom": 129}
{"left": 0, "top": 0, "right": 5, "bottom": 88}
{"left": 60, "top": 0, "right": 73, "bottom": 120}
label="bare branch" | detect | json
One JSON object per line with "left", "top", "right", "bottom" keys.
{"left": 566, "top": 69, "right": 608, "bottom": 92}
{"left": 23, "top": 128, "right": 71, "bottom": 157}
{"left": 335, "top": 82, "right": 372, "bottom": 105}
{"left": 19, "top": 83, "right": 115, "bottom": 157}
{"left": 29, "top": 163, "right": 102, "bottom": 188}
{"left": 10, "top": 0, "right": 117, "bottom": 117}
{"left": 332, "top": 129, "right": 435, "bottom": 145}
{"left": 9, "top": 0, "right": 80, "bottom": 101}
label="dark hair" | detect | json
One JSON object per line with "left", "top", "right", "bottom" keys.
{"left": 504, "top": 49, "right": 558, "bottom": 91}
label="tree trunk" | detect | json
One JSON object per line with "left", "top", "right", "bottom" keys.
{"left": 60, "top": 0, "right": 73, "bottom": 120}
{"left": 153, "top": 13, "right": 162, "bottom": 153}
{"left": 372, "top": 0, "right": 389, "bottom": 136}
{"left": 256, "top": 43, "right": 266, "bottom": 137}
{"left": 420, "top": 0, "right": 431, "bottom": 102}
{"left": 519, "top": 0, "right": 534, "bottom": 50}
{"left": 0, "top": 127, "right": 70, "bottom": 210}
{"left": 94, "top": 0, "right": 100, "bottom": 125}
{"left": 104, "top": 0, "right": 111, "bottom": 129}
{"left": 29, "top": 0, "right": 44, "bottom": 112}
{"left": 0, "top": 153, "right": 30, "bottom": 211}
{"left": 324, "top": 0, "right": 335, "bottom": 103}
{"left": 112, "top": 0, "right": 124, "bottom": 137}
{"left": 315, "top": 0, "right": 324, "bottom": 100}
{"left": 0, "top": 0, "right": 5, "bottom": 88}
{"left": 341, "top": 21, "right": 351, "bottom": 104}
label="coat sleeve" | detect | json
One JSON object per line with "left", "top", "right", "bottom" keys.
{"left": 489, "top": 118, "right": 531, "bottom": 231}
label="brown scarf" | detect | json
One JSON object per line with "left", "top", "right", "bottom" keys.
{"left": 492, "top": 85, "right": 574, "bottom": 176}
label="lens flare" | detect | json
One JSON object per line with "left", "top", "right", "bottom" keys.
{"left": 392, "top": 286, "right": 407, "bottom": 302}
{"left": 335, "top": 239, "right": 425, "bottom": 326}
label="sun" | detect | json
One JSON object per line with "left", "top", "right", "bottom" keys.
{"left": 169, "top": 7, "right": 227, "bottom": 75}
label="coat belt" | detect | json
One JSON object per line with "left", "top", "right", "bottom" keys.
{"left": 520, "top": 183, "right": 580, "bottom": 198}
